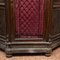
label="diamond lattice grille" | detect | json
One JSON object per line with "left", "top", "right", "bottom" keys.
{"left": 14, "top": 0, "right": 44, "bottom": 37}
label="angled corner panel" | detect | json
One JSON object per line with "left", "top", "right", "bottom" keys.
{"left": 0, "top": 0, "right": 6, "bottom": 50}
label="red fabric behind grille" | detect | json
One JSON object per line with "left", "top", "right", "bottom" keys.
{"left": 14, "top": 0, "right": 44, "bottom": 38}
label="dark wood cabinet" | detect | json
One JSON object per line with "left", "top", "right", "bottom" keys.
{"left": 0, "top": 0, "right": 60, "bottom": 57}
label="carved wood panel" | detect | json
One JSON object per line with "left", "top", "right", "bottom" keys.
{"left": 0, "top": 1, "right": 6, "bottom": 37}
{"left": 50, "top": 0, "right": 60, "bottom": 36}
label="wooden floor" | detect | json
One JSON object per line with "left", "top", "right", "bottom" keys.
{"left": 0, "top": 47, "right": 60, "bottom": 60}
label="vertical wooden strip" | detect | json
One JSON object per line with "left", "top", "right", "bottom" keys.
{"left": 43, "top": 0, "right": 53, "bottom": 41}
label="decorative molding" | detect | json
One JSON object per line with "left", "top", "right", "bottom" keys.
{"left": 53, "top": 5, "right": 60, "bottom": 8}
{"left": 6, "top": 41, "right": 51, "bottom": 45}
{"left": 0, "top": 35, "right": 6, "bottom": 38}
{"left": 49, "top": 33, "right": 60, "bottom": 40}
{"left": 5, "top": 47, "right": 51, "bottom": 54}
{"left": 15, "top": 38, "right": 43, "bottom": 40}
{"left": 0, "top": 3, "right": 5, "bottom": 6}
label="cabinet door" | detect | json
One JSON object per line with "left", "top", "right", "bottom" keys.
{"left": 6, "top": 0, "right": 52, "bottom": 42}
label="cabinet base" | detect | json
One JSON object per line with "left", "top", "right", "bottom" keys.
{"left": 0, "top": 38, "right": 60, "bottom": 57}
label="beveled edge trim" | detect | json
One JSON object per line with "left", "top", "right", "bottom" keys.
{"left": 51, "top": 39, "right": 60, "bottom": 49}
{"left": 0, "top": 35, "right": 6, "bottom": 42}
{"left": 0, "top": 38, "right": 6, "bottom": 42}
{"left": 15, "top": 38, "right": 43, "bottom": 41}
{"left": 49, "top": 33, "right": 60, "bottom": 41}
{"left": 7, "top": 41, "right": 51, "bottom": 45}
{"left": 49, "top": 33, "right": 60, "bottom": 39}
{"left": 0, "top": 35, "right": 6, "bottom": 39}
{"left": 53, "top": 5, "right": 60, "bottom": 8}
{"left": 6, "top": 48, "right": 51, "bottom": 51}
{"left": 5, "top": 47, "right": 51, "bottom": 54}
{"left": 0, "top": 3, "right": 5, "bottom": 6}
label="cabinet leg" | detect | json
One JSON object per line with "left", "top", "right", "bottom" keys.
{"left": 45, "top": 53, "right": 51, "bottom": 57}
{"left": 6, "top": 54, "right": 12, "bottom": 58}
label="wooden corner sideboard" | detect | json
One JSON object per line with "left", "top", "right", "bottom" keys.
{"left": 0, "top": 0, "right": 60, "bottom": 57}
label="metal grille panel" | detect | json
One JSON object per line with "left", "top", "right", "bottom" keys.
{"left": 14, "top": 0, "right": 44, "bottom": 38}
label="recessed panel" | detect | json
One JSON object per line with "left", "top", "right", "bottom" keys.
{"left": 0, "top": 7, "right": 6, "bottom": 36}
{"left": 14, "top": 0, "right": 44, "bottom": 38}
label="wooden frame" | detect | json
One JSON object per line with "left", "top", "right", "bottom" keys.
{"left": 5, "top": 0, "right": 53, "bottom": 57}
{"left": 0, "top": 0, "right": 60, "bottom": 57}
{"left": 6, "top": 0, "right": 52, "bottom": 41}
